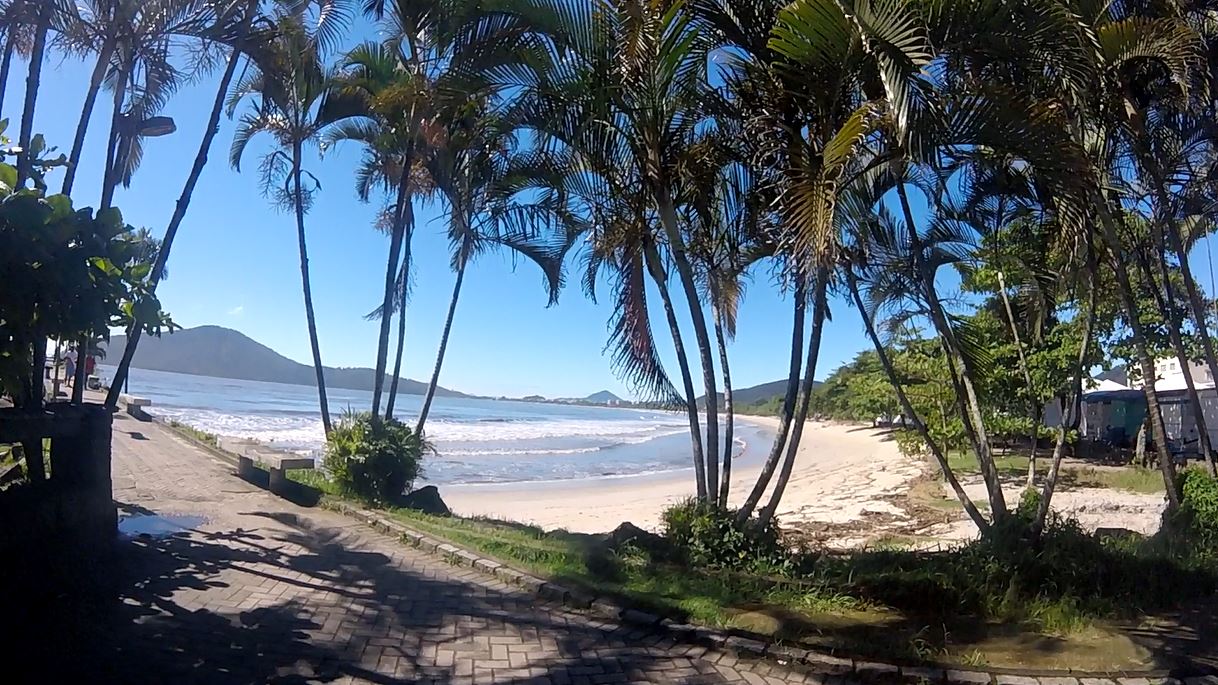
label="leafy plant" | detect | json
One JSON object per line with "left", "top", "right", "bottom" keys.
{"left": 322, "top": 412, "right": 424, "bottom": 503}
{"left": 0, "top": 151, "right": 173, "bottom": 404}
{"left": 1174, "top": 469, "right": 1218, "bottom": 544}
{"left": 661, "top": 498, "right": 788, "bottom": 571}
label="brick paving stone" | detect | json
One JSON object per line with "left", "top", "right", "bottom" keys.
{"left": 948, "top": 671, "right": 995, "bottom": 685}
{"left": 995, "top": 676, "right": 1040, "bottom": 685}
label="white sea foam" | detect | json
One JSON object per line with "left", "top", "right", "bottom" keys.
{"left": 423, "top": 418, "right": 686, "bottom": 443}
{"left": 441, "top": 446, "right": 604, "bottom": 457}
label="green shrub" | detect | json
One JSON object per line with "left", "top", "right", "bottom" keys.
{"left": 660, "top": 498, "right": 788, "bottom": 571}
{"left": 1179, "top": 468, "right": 1218, "bottom": 539}
{"left": 322, "top": 412, "right": 423, "bottom": 503}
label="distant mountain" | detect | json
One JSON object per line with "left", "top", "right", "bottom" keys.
{"left": 700, "top": 378, "right": 823, "bottom": 407}
{"left": 584, "top": 390, "right": 622, "bottom": 404}
{"left": 105, "top": 325, "right": 466, "bottom": 397}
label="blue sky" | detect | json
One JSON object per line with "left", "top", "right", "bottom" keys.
{"left": 20, "top": 35, "right": 1218, "bottom": 399}
{"left": 11, "top": 45, "right": 880, "bottom": 400}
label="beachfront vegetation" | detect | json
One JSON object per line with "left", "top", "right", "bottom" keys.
{"left": 322, "top": 412, "right": 424, "bottom": 503}
{"left": 6, "top": 0, "right": 1218, "bottom": 525}
{"left": 354, "top": 489, "right": 1216, "bottom": 669}
{"left": 0, "top": 123, "right": 172, "bottom": 479}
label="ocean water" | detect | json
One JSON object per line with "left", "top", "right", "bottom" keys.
{"left": 103, "top": 366, "right": 771, "bottom": 485}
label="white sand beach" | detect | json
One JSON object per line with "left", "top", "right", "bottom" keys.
{"left": 441, "top": 417, "right": 924, "bottom": 534}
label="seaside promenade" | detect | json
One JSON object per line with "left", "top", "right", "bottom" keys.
{"left": 20, "top": 410, "right": 823, "bottom": 685}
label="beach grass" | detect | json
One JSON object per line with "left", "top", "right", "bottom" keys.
{"left": 166, "top": 420, "right": 221, "bottom": 449}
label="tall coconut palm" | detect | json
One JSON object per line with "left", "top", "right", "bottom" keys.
{"left": 325, "top": 38, "right": 428, "bottom": 419}
{"left": 415, "top": 102, "right": 569, "bottom": 434}
{"left": 229, "top": 17, "right": 337, "bottom": 436}
{"left": 0, "top": 0, "right": 33, "bottom": 117}
{"left": 105, "top": 0, "right": 263, "bottom": 410}
{"left": 515, "top": 0, "right": 725, "bottom": 501}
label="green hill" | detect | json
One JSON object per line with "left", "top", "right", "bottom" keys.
{"left": 105, "top": 325, "right": 466, "bottom": 397}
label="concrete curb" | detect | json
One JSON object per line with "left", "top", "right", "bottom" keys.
{"left": 324, "top": 500, "right": 1207, "bottom": 685}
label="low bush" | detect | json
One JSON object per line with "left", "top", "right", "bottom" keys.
{"left": 322, "top": 412, "right": 423, "bottom": 503}
{"left": 1179, "top": 468, "right": 1218, "bottom": 540}
{"left": 660, "top": 498, "right": 788, "bottom": 571}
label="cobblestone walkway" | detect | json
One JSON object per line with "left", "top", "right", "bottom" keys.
{"left": 18, "top": 413, "right": 825, "bottom": 685}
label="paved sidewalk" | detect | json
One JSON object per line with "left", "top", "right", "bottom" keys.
{"left": 17, "top": 412, "right": 827, "bottom": 685}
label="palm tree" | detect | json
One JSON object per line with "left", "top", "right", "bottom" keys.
{"left": 229, "top": 17, "right": 336, "bottom": 436}
{"left": 105, "top": 0, "right": 262, "bottom": 409}
{"left": 0, "top": 0, "right": 33, "bottom": 117}
{"left": 325, "top": 38, "right": 427, "bottom": 419}
{"left": 13, "top": 0, "right": 57, "bottom": 188}
{"left": 415, "top": 103, "right": 568, "bottom": 434}
{"left": 728, "top": 0, "right": 936, "bottom": 523}
{"left": 499, "top": 0, "right": 725, "bottom": 500}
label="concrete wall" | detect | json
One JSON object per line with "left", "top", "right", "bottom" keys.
{"left": 0, "top": 404, "right": 116, "bottom": 555}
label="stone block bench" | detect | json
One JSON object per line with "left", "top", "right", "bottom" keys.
{"left": 237, "top": 450, "right": 314, "bottom": 497}
{"left": 119, "top": 395, "right": 152, "bottom": 420}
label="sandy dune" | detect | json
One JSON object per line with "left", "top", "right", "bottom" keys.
{"left": 440, "top": 417, "right": 923, "bottom": 534}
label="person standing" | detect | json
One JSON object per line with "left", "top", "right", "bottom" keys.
{"left": 65, "top": 348, "right": 77, "bottom": 388}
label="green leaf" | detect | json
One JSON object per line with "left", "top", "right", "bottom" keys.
{"left": 95, "top": 207, "right": 124, "bottom": 235}
{"left": 0, "top": 163, "right": 15, "bottom": 192}
{"left": 89, "top": 257, "right": 121, "bottom": 277}
{"left": 129, "top": 263, "right": 152, "bottom": 280}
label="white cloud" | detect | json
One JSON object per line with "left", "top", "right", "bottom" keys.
{"left": 227, "top": 305, "right": 245, "bottom": 317}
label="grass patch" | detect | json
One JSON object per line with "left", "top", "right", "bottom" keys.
{"left": 1068, "top": 466, "right": 1164, "bottom": 494}
{"left": 286, "top": 468, "right": 341, "bottom": 496}
{"left": 166, "top": 420, "right": 220, "bottom": 448}
{"left": 941, "top": 450, "right": 1164, "bottom": 493}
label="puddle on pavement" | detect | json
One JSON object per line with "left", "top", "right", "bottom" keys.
{"left": 118, "top": 514, "right": 207, "bottom": 538}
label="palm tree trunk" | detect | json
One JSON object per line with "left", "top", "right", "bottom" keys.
{"left": 644, "top": 241, "right": 708, "bottom": 501}
{"left": 385, "top": 207, "right": 414, "bottom": 419}
{"left": 416, "top": 253, "right": 467, "bottom": 435}
{"left": 1094, "top": 196, "right": 1179, "bottom": 508}
{"left": 900, "top": 182, "right": 1007, "bottom": 518}
{"left": 61, "top": 38, "right": 117, "bottom": 196}
{"left": 15, "top": 0, "right": 50, "bottom": 187}
{"left": 100, "top": 59, "right": 132, "bottom": 210}
{"left": 736, "top": 279, "right": 806, "bottom": 522}
{"left": 846, "top": 265, "right": 989, "bottom": 532}
{"left": 995, "top": 271, "right": 1040, "bottom": 488}
{"left": 71, "top": 336, "right": 87, "bottom": 404}
{"left": 106, "top": 12, "right": 253, "bottom": 410}
{"left": 22, "top": 340, "right": 46, "bottom": 482}
{"left": 757, "top": 269, "right": 830, "bottom": 525}
{"left": 711, "top": 280, "right": 734, "bottom": 508}
{"left": 655, "top": 190, "right": 719, "bottom": 499}
{"left": 1166, "top": 218, "right": 1218, "bottom": 477}
{"left": 1133, "top": 106, "right": 1218, "bottom": 478}
{"left": 0, "top": 31, "right": 15, "bottom": 118}
{"left": 1138, "top": 230, "right": 1217, "bottom": 475}
{"left": 50, "top": 341, "right": 61, "bottom": 399}
{"left": 1035, "top": 257, "right": 1097, "bottom": 535}
{"left": 371, "top": 176, "right": 409, "bottom": 417}
{"left": 372, "top": 140, "right": 416, "bottom": 415}
{"left": 292, "top": 140, "right": 333, "bottom": 437}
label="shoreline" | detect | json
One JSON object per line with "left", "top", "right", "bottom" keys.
{"left": 155, "top": 395, "right": 925, "bottom": 538}
{"left": 441, "top": 416, "right": 924, "bottom": 534}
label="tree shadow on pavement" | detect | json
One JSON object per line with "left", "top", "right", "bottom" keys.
{"left": 0, "top": 502, "right": 742, "bottom": 685}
